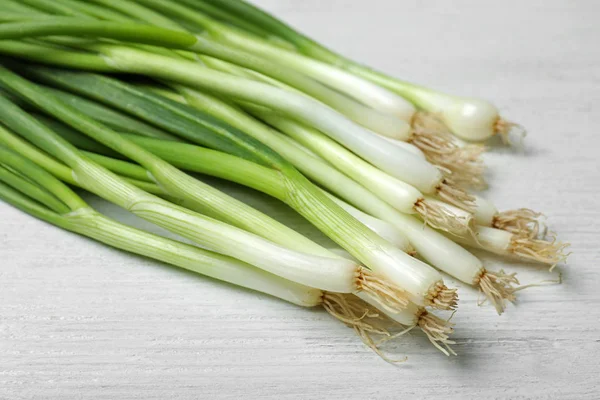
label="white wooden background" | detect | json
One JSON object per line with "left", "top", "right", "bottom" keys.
{"left": 1, "top": 1, "right": 599, "bottom": 399}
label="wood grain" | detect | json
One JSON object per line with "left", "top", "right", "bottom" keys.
{"left": 1, "top": 1, "right": 599, "bottom": 398}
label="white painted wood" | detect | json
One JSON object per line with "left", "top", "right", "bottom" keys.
{"left": 1, "top": 1, "right": 599, "bottom": 398}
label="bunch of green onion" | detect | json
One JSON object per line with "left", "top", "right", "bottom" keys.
{"left": 0, "top": 0, "right": 570, "bottom": 361}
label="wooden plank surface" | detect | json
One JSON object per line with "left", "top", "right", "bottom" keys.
{"left": 1, "top": 1, "right": 599, "bottom": 398}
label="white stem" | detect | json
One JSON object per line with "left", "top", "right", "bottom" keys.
{"left": 205, "top": 29, "right": 417, "bottom": 121}
{"left": 324, "top": 191, "right": 414, "bottom": 253}
{"left": 200, "top": 55, "right": 411, "bottom": 138}
{"left": 380, "top": 209, "right": 484, "bottom": 285}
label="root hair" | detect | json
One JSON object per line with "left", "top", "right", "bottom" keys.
{"left": 493, "top": 208, "right": 546, "bottom": 238}
{"left": 417, "top": 309, "right": 457, "bottom": 356}
{"left": 322, "top": 292, "right": 388, "bottom": 335}
{"left": 509, "top": 234, "right": 571, "bottom": 269}
{"left": 356, "top": 267, "right": 410, "bottom": 313}
{"left": 426, "top": 281, "right": 459, "bottom": 311}
{"left": 414, "top": 198, "right": 473, "bottom": 236}
{"left": 436, "top": 178, "right": 476, "bottom": 212}
{"left": 412, "top": 112, "right": 487, "bottom": 189}
{"left": 323, "top": 293, "right": 409, "bottom": 363}
{"left": 476, "top": 269, "right": 519, "bottom": 315}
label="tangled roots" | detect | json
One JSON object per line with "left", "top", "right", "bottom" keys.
{"left": 323, "top": 293, "right": 409, "bottom": 363}
{"left": 426, "top": 281, "right": 459, "bottom": 311}
{"left": 476, "top": 269, "right": 519, "bottom": 315}
{"left": 356, "top": 267, "right": 410, "bottom": 313}
{"left": 414, "top": 198, "right": 473, "bottom": 236}
{"left": 493, "top": 208, "right": 546, "bottom": 238}
{"left": 412, "top": 112, "right": 487, "bottom": 189}
{"left": 509, "top": 234, "right": 571, "bottom": 269}
{"left": 436, "top": 178, "right": 476, "bottom": 212}
{"left": 322, "top": 292, "right": 386, "bottom": 334}
{"left": 417, "top": 309, "right": 457, "bottom": 356}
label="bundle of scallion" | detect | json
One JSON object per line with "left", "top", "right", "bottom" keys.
{"left": 0, "top": 0, "right": 569, "bottom": 361}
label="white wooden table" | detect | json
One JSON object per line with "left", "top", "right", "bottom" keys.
{"left": 1, "top": 1, "right": 599, "bottom": 398}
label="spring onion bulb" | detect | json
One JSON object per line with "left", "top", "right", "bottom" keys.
{"left": 0, "top": 23, "right": 473, "bottom": 211}
{"left": 0, "top": 157, "right": 397, "bottom": 357}
{"left": 197, "top": 0, "right": 525, "bottom": 144}
{"left": 454, "top": 226, "right": 570, "bottom": 269}
{"left": 375, "top": 88, "right": 526, "bottom": 144}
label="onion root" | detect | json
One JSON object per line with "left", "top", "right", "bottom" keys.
{"left": 426, "top": 281, "right": 459, "bottom": 311}
{"left": 476, "top": 269, "right": 519, "bottom": 315}
{"left": 356, "top": 267, "right": 410, "bottom": 313}
{"left": 414, "top": 197, "right": 474, "bottom": 236}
